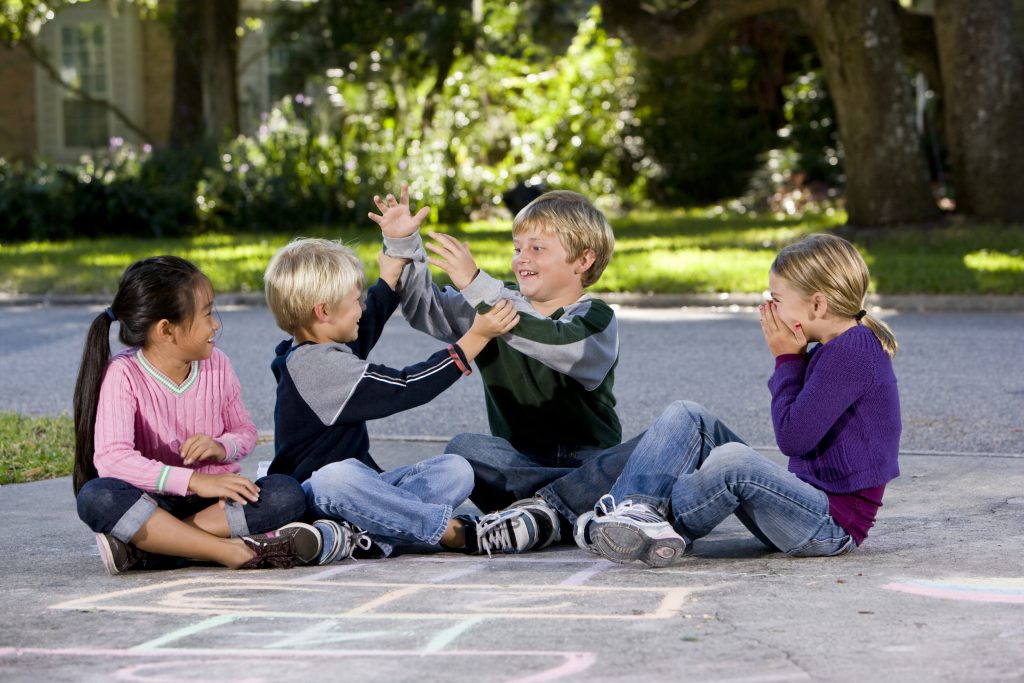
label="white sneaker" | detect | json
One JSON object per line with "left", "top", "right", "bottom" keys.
{"left": 588, "top": 495, "right": 688, "bottom": 567}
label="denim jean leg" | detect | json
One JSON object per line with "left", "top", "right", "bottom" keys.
{"left": 670, "top": 443, "right": 851, "bottom": 555}
{"left": 304, "top": 459, "right": 455, "bottom": 556}
{"left": 609, "top": 401, "right": 745, "bottom": 514}
{"left": 382, "top": 454, "right": 474, "bottom": 509}
{"left": 447, "top": 433, "right": 575, "bottom": 513}
{"left": 76, "top": 477, "right": 158, "bottom": 543}
{"left": 230, "top": 474, "right": 307, "bottom": 536}
{"left": 537, "top": 435, "right": 640, "bottom": 524}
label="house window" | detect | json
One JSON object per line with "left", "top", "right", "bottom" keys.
{"left": 60, "top": 23, "right": 110, "bottom": 148}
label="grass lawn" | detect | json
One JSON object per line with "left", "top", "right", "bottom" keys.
{"left": 1, "top": 209, "right": 1022, "bottom": 297}
{"left": 0, "top": 412, "right": 74, "bottom": 485}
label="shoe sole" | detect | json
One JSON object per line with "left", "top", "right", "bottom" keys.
{"left": 277, "top": 522, "right": 323, "bottom": 565}
{"left": 591, "top": 523, "right": 687, "bottom": 568}
{"left": 95, "top": 533, "right": 122, "bottom": 575}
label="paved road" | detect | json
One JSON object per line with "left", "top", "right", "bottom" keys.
{"left": 1, "top": 303, "right": 1022, "bottom": 454}
{"left": 0, "top": 303, "right": 1022, "bottom": 682}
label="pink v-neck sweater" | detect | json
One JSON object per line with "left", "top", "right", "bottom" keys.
{"left": 93, "top": 347, "right": 258, "bottom": 496}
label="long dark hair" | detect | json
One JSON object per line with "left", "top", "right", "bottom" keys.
{"left": 72, "top": 256, "right": 209, "bottom": 494}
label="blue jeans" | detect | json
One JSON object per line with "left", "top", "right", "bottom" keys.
{"left": 609, "top": 401, "right": 854, "bottom": 557}
{"left": 446, "top": 431, "right": 642, "bottom": 525}
{"left": 303, "top": 454, "right": 474, "bottom": 557}
{"left": 76, "top": 474, "right": 307, "bottom": 543}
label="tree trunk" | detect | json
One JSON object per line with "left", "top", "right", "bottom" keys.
{"left": 600, "top": 0, "right": 940, "bottom": 226}
{"left": 796, "top": 0, "right": 939, "bottom": 225}
{"left": 199, "top": 0, "right": 240, "bottom": 140}
{"left": 934, "top": 0, "right": 1024, "bottom": 221}
{"left": 169, "top": 0, "right": 203, "bottom": 149}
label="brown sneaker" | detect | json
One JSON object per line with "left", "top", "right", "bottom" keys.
{"left": 239, "top": 522, "right": 322, "bottom": 569}
{"left": 95, "top": 533, "right": 146, "bottom": 575}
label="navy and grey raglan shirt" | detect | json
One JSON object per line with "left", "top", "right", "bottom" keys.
{"left": 268, "top": 279, "right": 472, "bottom": 483}
{"left": 383, "top": 232, "right": 621, "bottom": 457}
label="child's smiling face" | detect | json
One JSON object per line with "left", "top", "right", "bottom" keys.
{"left": 512, "top": 227, "right": 583, "bottom": 307}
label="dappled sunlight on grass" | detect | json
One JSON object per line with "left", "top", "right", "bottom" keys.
{"left": 2, "top": 211, "right": 1021, "bottom": 295}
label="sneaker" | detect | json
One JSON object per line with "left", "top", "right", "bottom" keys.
{"left": 467, "top": 508, "right": 539, "bottom": 556}
{"left": 95, "top": 533, "right": 146, "bottom": 575}
{"left": 239, "top": 522, "right": 322, "bottom": 569}
{"left": 587, "top": 495, "right": 688, "bottom": 568}
{"left": 572, "top": 510, "right": 600, "bottom": 556}
{"left": 508, "top": 497, "right": 561, "bottom": 549}
{"left": 312, "top": 519, "right": 373, "bottom": 565}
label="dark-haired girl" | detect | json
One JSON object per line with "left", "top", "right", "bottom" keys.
{"left": 74, "top": 256, "right": 320, "bottom": 574}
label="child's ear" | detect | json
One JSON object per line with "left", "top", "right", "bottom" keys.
{"left": 312, "top": 303, "right": 331, "bottom": 322}
{"left": 811, "top": 292, "right": 829, "bottom": 316}
{"left": 573, "top": 249, "right": 597, "bottom": 275}
{"left": 155, "top": 319, "right": 176, "bottom": 341}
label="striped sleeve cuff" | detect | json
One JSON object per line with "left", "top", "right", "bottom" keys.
{"left": 161, "top": 466, "right": 195, "bottom": 497}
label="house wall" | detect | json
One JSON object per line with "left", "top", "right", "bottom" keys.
{"left": 0, "top": 46, "right": 38, "bottom": 161}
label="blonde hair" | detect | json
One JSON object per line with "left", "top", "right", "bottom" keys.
{"left": 264, "top": 238, "right": 364, "bottom": 335}
{"left": 512, "top": 190, "right": 615, "bottom": 288}
{"left": 771, "top": 233, "right": 898, "bottom": 357}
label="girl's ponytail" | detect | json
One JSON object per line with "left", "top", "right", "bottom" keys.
{"left": 72, "top": 312, "right": 114, "bottom": 494}
{"left": 860, "top": 312, "right": 898, "bottom": 359}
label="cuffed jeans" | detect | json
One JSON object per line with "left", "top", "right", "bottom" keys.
{"left": 446, "top": 431, "right": 642, "bottom": 525}
{"left": 76, "top": 474, "right": 307, "bottom": 543}
{"left": 303, "top": 454, "right": 474, "bottom": 557}
{"left": 609, "top": 401, "right": 854, "bottom": 557}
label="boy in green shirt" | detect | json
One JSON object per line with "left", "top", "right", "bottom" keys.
{"left": 372, "top": 186, "right": 639, "bottom": 552}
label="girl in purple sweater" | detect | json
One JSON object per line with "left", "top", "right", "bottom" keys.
{"left": 574, "top": 234, "right": 901, "bottom": 566}
{"left": 74, "top": 256, "right": 320, "bottom": 574}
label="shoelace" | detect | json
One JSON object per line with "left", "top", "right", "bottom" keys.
{"left": 246, "top": 533, "right": 299, "bottom": 568}
{"left": 476, "top": 513, "right": 516, "bottom": 557}
{"left": 595, "top": 494, "right": 664, "bottom": 524}
{"left": 343, "top": 527, "right": 374, "bottom": 559}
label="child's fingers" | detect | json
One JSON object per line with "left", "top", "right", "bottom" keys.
{"left": 400, "top": 183, "right": 409, "bottom": 206}
{"left": 426, "top": 256, "right": 451, "bottom": 271}
{"left": 367, "top": 212, "right": 384, "bottom": 225}
{"left": 413, "top": 206, "right": 431, "bottom": 223}
{"left": 385, "top": 193, "right": 396, "bottom": 207}
{"left": 373, "top": 195, "right": 388, "bottom": 211}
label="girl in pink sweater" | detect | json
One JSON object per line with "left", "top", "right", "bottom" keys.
{"left": 74, "top": 256, "right": 320, "bottom": 574}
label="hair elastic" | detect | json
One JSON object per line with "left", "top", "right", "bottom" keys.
{"left": 855, "top": 309, "right": 867, "bottom": 321}
{"left": 104, "top": 307, "right": 117, "bottom": 322}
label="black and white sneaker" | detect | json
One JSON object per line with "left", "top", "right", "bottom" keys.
{"left": 464, "top": 508, "right": 539, "bottom": 556}
{"left": 508, "top": 497, "right": 561, "bottom": 549}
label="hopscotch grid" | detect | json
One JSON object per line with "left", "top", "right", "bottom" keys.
{"left": 50, "top": 575, "right": 696, "bottom": 621}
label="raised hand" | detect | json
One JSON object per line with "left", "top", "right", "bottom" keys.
{"left": 759, "top": 301, "right": 808, "bottom": 357}
{"left": 377, "top": 250, "right": 411, "bottom": 289}
{"left": 180, "top": 433, "right": 227, "bottom": 466}
{"left": 470, "top": 299, "right": 520, "bottom": 339}
{"left": 425, "top": 231, "right": 479, "bottom": 289}
{"left": 187, "top": 472, "right": 260, "bottom": 505}
{"left": 367, "top": 183, "right": 431, "bottom": 238}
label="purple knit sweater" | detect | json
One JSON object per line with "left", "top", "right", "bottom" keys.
{"left": 769, "top": 325, "right": 901, "bottom": 494}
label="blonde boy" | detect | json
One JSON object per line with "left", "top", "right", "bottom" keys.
{"left": 372, "top": 187, "right": 632, "bottom": 553}
{"left": 263, "top": 238, "right": 521, "bottom": 560}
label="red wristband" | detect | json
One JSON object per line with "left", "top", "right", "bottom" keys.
{"left": 448, "top": 344, "right": 472, "bottom": 376}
